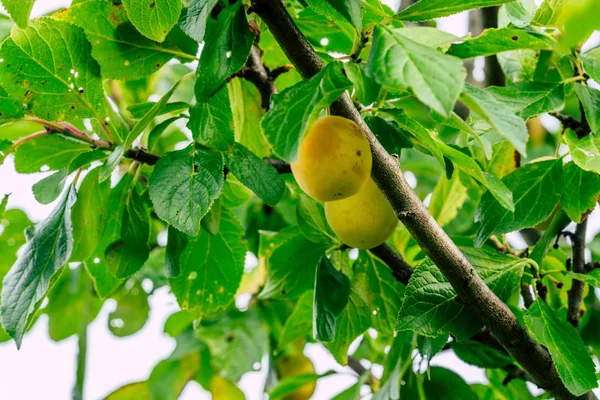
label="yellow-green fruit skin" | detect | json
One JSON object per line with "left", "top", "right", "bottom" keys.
{"left": 291, "top": 116, "right": 372, "bottom": 202}
{"left": 275, "top": 354, "right": 316, "bottom": 400}
{"left": 325, "top": 179, "right": 398, "bottom": 249}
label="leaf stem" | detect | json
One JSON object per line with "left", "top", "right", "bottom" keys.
{"left": 72, "top": 271, "right": 91, "bottom": 400}
{"left": 562, "top": 75, "right": 586, "bottom": 85}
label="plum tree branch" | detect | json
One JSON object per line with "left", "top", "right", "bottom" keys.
{"left": 567, "top": 219, "right": 588, "bottom": 329}
{"left": 250, "top": 0, "right": 582, "bottom": 397}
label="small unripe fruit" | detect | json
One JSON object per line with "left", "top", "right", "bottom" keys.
{"left": 291, "top": 116, "right": 372, "bottom": 202}
{"left": 325, "top": 179, "right": 398, "bottom": 249}
{"left": 275, "top": 353, "right": 316, "bottom": 400}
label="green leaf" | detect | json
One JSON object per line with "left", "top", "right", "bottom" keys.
{"left": 165, "top": 225, "right": 188, "bottom": 278}
{"left": 345, "top": 63, "right": 382, "bottom": 106}
{"left": 354, "top": 251, "right": 404, "bottom": 335}
{"left": 297, "top": 194, "right": 339, "bottom": 246}
{"left": 169, "top": 210, "right": 246, "bottom": 317}
{"left": 327, "top": 286, "right": 371, "bottom": 364}
{"left": 364, "top": 115, "right": 413, "bottom": 156}
{"left": 270, "top": 373, "right": 320, "bottom": 400}
{"left": 200, "top": 197, "right": 221, "bottom": 236}
{"left": 196, "top": 309, "right": 268, "bottom": 380}
{"left": 417, "top": 334, "right": 447, "bottom": 366}
{"left": 475, "top": 159, "right": 564, "bottom": 246}
{"left": 561, "top": 162, "right": 600, "bottom": 223}
{"left": 1, "top": 0, "right": 34, "bottom": 28}
{"left": 149, "top": 144, "right": 224, "bottom": 236}
{"left": 0, "top": 85, "right": 23, "bottom": 122}
{"left": 564, "top": 269, "right": 600, "bottom": 287}
{"left": 0, "top": 194, "right": 8, "bottom": 220}
{"left": 575, "top": 84, "right": 600, "bottom": 134}
{"left": 485, "top": 82, "right": 564, "bottom": 119}
{"left": 524, "top": 300, "right": 598, "bottom": 396}
{"left": 13, "top": 135, "right": 91, "bottom": 174}
{"left": 0, "top": 18, "right": 103, "bottom": 122}
{"left": 436, "top": 142, "right": 514, "bottom": 211}
{"left": 381, "top": 109, "right": 444, "bottom": 168}
{"left": 447, "top": 28, "right": 551, "bottom": 59}
{"left": 71, "top": 167, "right": 111, "bottom": 262}
{"left": 279, "top": 291, "right": 313, "bottom": 346}
{"left": 122, "top": 0, "right": 182, "bottom": 42}
{"left": 188, "top": 87, "right": 234, "bottom": 151}
{"left": 259, "top": 230, "right": 329, "bottom": 300}
{"left": 225, "top": 143, "right": 285, "bottom": 206}
{"left": 395, "top": 0, "right": 514, "bottom": 21}
{"left": 505, "top": 0, "right": 536, "bottom": 28}
{"left": 581, "top": 47, "right": 600, "bottom": 83}
{"left": 1, "top": 185, "right": 77, "bottom": 347}
{"left": 109, "top": 280, "right": 149, "bottom": 337}
{"left": 428, "top": 172, "right": 467, "bottom": 227}
{"left": 105, "top": 186, "right": 150, "bottom": 278}
{"left": 393, "top": 27, "right": 459, "bottom": 50}
{"left": 460, "top": 84, "right": 529, "bottom": 156}
{"left": 32, "top": 169, "right": 68, "bottom": 205}
{"left": 396, "top": 247, "right": 526, "bottom": 340}
{"left": 195, "top": 2, "right": 254, "bottom": 101}
{"left": 98, "top": 144, "right": 125, "bottom": 183}
{"left": 313, "top": 256, "right": 350, "bottom": 342}
{"left": 451, "top": 340, "right": 513, "bottom": 368}
{"left": 46, "top": 266, "right": 102, "bottom": 341}
{"left": 532, "top": 0, "right": 563, "bottom": 25}
{"left": 104, "top": 382, "right": 150, "bottom": 400}
{"left": 367, "top": 26, "right": 465, "bottom": 117}
{"left": 374, "top": 330, "right": 414, "bottom": 399}
{"left": 307, "top": 0, "right": 362, "bottom": 31}
{"left": 57, "top": 1, "right": 195, "bottom": 80}
{"left": 423, "top": 367, "right": 478, "bottom": 400}
{"left": 262, "top": 62, "right": 352, "bottom": 161}
{"left": 179, "top": 0, "right": 219, "bottom": 42}
{"left": 228, "top": 78, "right": 270, "bottom": 158}
{"left": 128, "top": 101, "right": 189, "bottom": 119}
{"left": 564, "top": 130, "right": 600, "bottom": 174}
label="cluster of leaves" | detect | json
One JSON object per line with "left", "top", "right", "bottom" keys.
{"left": 0, "top": 0, "right": 600, "bottom": 398}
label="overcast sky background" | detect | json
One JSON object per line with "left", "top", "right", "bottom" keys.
{"left": 0, "top": 0, "right": 599, "bottom": 399}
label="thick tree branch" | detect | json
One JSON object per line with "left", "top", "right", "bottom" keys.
{"left": 567, "top": 219, "right": 588, "bottom": 328}
{"left": 250, "top": 1, "right": 579, "bottom": 397}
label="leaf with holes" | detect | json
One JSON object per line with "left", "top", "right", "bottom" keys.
{"left": 0, "top": 18, "right": 104, "bottom": 122}
{"left": 149, "top": 144, "right": 224, "bottom": 236}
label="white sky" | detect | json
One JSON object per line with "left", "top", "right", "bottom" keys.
{"left": 0, "top": 0, "right": 599, "bottom": 399}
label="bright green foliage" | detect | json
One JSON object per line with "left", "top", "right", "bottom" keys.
{"left": 0, "top": 18, "right": 104, "bottom": 122}
{"left": 262, "top": 62, "right": 352, "bottom": 161}
{"left": 367, "top": 25, "right": 466, "bottom": 116}
{"left": 525, "top": 300, "right": 598, "bottom": 396}
{"left": 122, "top": 0, "right": 182, "bottom": 42}
{"left": 2, "top": 0, "right": 600, "bottom": 398}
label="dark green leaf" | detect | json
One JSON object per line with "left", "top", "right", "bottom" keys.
{"left": 14, "top": 135, "right": 91, "bottom": 174}
{"left": 313, "top": 256, "right": 350, "bottom": 342}
{"left": 195, "top": 2, "right": 254, "bottom": 101}
{"left": 105, "top": 186, "right": 150, "bottom": 278}
{"left": 200, "top": 199, "right": 221, "bottom": 236}
{"left": 417, "top": 334, "right": 447, "bottom": 366}
{"left": 451, "top": 340, "right": 513, "bottom": 368}
{"left": 397, "top": 247, "right": 526, "bottom": 340}
{"left": 169, "top": 210, "right": 246, "bottom": 317}
{"left": 188, "top": 87, "right": 235, "bottom": 151}
{"left": 262, "top": 62, "right": 352, "bottom": 161}
{"left": 0, "top": 86, "right": 23, "bottom": 122}
{"left": 364, "top": 115, "right": 413, "bottom": 155}
{"left": 165, "top": 225, "right": 188, "bottom": 278}
{"left": 367, "top": 26, "right": 465, "bottom": 116}
{"left": 122, "top": 0, "right": 182, "bottom": 42}
{"left": 460, "top": 84, "right": 529, "bottom": 156}
{"left": 423, "top": 367, "right": 478, "bottom": 400}
{"left": 225, "top": 143, "right": 285, "bottom": 206}
{"left": 475, "top": 159, "right": 564, "bottom": 246}
{"left": 447, "top": 28, "right": 551, "bottom": 59}
{"left": 179, "top": 0, "right": 219, "bottom": 42}
{"left": 149, "top": 144, "right": 224, "bottom": 236}
{"left": 344, "top": 63, "right": 382, "bottom": 106}
{"left": 575, "top": 83, "right": 600, "bottom": 134}
{"left": 395, "top": 0, "right": 514, "bottom": 22}
{"left": 1, "top": 185, "right": 77, "bottom": 347}
{"left": 524, "top": 300, "right": 598, "bottom": 396}
{"left": 486, "top": 82, "right": 564, "bottom": 119}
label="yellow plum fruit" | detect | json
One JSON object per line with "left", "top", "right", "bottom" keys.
{"left": 275, "top": 353, "right": 316, "bottom": 400}
{"left": 291, "top": 116, "right": 372, "bottom": 202}
{"left": 325, "top": 179, "right": 398, "bottom": 249}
